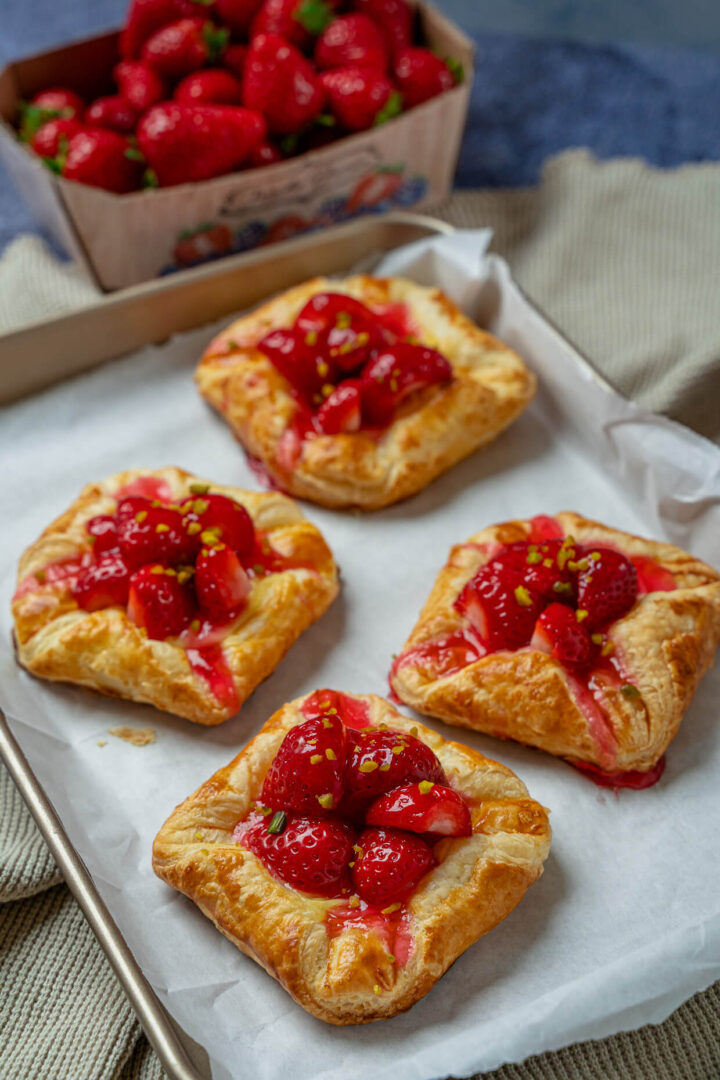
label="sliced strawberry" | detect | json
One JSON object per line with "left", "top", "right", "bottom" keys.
{"left": 366, "top": 781, "right": 472, "bottom": 837}
{"left": 295, "top": 292, "right": 375, "bottom": 336}
{"left": 494, "top": 539, "right": 574, "bottom": 603}
{"left": 313, "top": 380, "right": 362, "bottom": 434}
{"left": 258, "top": 327, "right": 329, "bottom": 402}
{"left": 117, "top": 501, "right": 197, "bottom": 568}
{"left": 575, "top": 547, "right": 638, "bottom": 629}
{"left": 454, "top": 561, "right": 544, "bottom": 651}
{"left": 352, "top": 827, "right": 435, "bottom": 906}
{"left": 239, "top": 813, "right": 355, "bottom": 896}
{"left": 181, "top": 493, "right": 255, "bottom": 557}
{"left": 532, "top": 602, "right": 592, "bottom": 665}
{"left": 86, "top": 515, "right": 119, "bottom": 554}
{"left": 260, "top": 714, "right": 347, "bottom": 814}
{"left": 127, "top": 564, "right": 195, "bottom": 639}
{"left": 72, "top": 552, "right": 131, "bottom": 611}
{"left": 360, "top": 342, "right": 452, "bottom": 426}
{"left": 194, "top": 545, "right": 250, "bottom": 618}
{"left": 342, "top": 729, "right": 446, "bottom": 817}
{"left": 315, "top": 14, "right": 389, "bottom": 72}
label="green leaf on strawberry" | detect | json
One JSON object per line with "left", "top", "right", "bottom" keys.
{"left": 295, "top": 0, "right": 334, "bottom": 36}
{"left": 202, "top": 24, "right": 230, "bottom": 63}
{"left": 446, "top": 56, "right": 464, "bottom": 84}
{"left": 374, "top": 90, "right": 403, "bottom": 126}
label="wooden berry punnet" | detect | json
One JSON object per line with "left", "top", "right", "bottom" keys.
{"left": 0, "top": 2, "right": 473, "bottom": 290}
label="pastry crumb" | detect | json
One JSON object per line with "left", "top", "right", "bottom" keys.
{"left": 108, "top": 726, "right": 157, "bottom": 747}
{"left": 96, "top": 739, "right": 107, "bottom": 748}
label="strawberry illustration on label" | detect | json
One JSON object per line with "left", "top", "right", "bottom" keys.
{"left": 174, "top": 223, "right": 234, "bottom": 267}
{"left": 346, "top": 167, "right": 404, "bottom": 213}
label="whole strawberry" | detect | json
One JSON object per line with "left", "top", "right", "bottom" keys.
{"left": 352, "top": 827, "right": 435, "bottom": 906}
{"left": 223, "top": 43, "right": 248, "bottom": 80}
{"left": 142, "top": 18, "right": 229, "bottom": 80}
{"left": 86, "top": 96, "right": 139, "bottom": 134}
{"left": 250, "top": 0, "right": 335, "bottom": 51}
{"left": 239, "top": 813, "right": 356, "bottom": 896}
{"left": 214, "top": 0, "right": 263, "bottom": 35}
{"left": 575, "top": 547, "right": 638, "bottom": 629}
{"left": 354, "top": 0, "right": 412, "bottom": 56}
{"left": 59, "top": 129, "right": 143, "bottom": 193}
{"left": 114, "top": 60, "right": 166, "bottom": 112}
{"left": 174, "top": 68, "right": 244, "bottom": 105}
{"left": 260, "top": 714, "right": 347, "bottom": 814}
{"left": 315, "top": 14, "right": 389, "bottom": 72}
{"left": 138, "top": 102, "right": 266, "bottom": 185}
{"left": 30, "top": 118, "right": 85, "bottom": 158}
{"left": 319, "top": 67, "right": 401, "bottom": 131}
{"left": 120, "top": 0, "right": 216, "bottom": 59}
{"left": 243, "top": 34, "right": 325, "bottom": 135}
{"left": 394, "top": 47, "right": 458, "bottom": 108}
{"left": 19, "top": 88, "right": 84, "bottom": 142}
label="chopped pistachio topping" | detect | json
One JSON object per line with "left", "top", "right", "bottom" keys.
{"left": 591, "top": 633, "right": 603, "bottom": 645}
{"left": 392, "top": 744, "right": 405, "bottom": 755}
{"left": 359, "top": 760, "right": 379, "bottom": 773}
{"left": 267, "top": 810, "right": 287, "bottom": 834}
{"left": 526, "top": 550, "right": 542, "bottom": 565}
{"left": 621, "top": 684, "right": 641, "bottom": 699}
{"left": 252, "top": 564, "right": 265, "bottom": 574}
{"left": 135, "top": 510, "right": 148, "bottom": 523}
{"left": 317, "top": 793, "right": 334, "bottom": 809}
{"left": 373, "top": 985, "right": 381, "bottom": 995}
{"left": 325, "top": 748, "right": 337, "bottom": 761}
{"left": 194, "top": 831, "right": 203, "bottom": 841}
{"left": 356, "top": 331, "right": 369, "bottom": 346}
{"left": 317, "top": 359, "right": 329, "bottom": 377}
{"left": 177, "top": 568, "right": 193, "bottom": 585}
{"left": 187, "top": 521, "right": 202, "bottom": 535}
{"left": 200, "top": 529, "right": 220, "bottom": 545}
{"left": 310, "top": 754, "right": 323, "bottom": 764}
{"left": 418, "top": 780, "right": 434, "bottom": 794}
{"left": 381, "top": 902, "right": 402, "bottom": 915}
{"left": 335, "top": 311, "right": 351, "bottom": 329}
{"left": 327, "top": 707, "right": 338, "bottom": 715}
{"left": 514, "top": 585, "right": 533, "bottom": 607}
{"left": 353, "top": 844, "right": 363, "bottom": 856}
{"left": 321, "top": 383, "right": 334, "bottom": 397}
{"left": 576, "top": 608, "right": 589, "bottom": 622}
{"left": 34, "top": 570, "right": 47, "bottom": 583}
{"left": 165, "top": 567, "right": 177, "bottom": 577}
{"left": 349, "top": 895, "right": 360, "bottom": 909}
{"left": 305, "top": 331, "right": 318, "bottom": 346}
{"left": 150, "top": 566, "right": 164, "bottom": 575}
{"left": 155, "top": 523, "right": 170, "bottom": 533}
{"left": 379, "top": 763, "right": 391, "bottom": 772}
{"left": 190, "top": 618, "right": 200, "bottom": 632}
{"left": 321, "top": 718, "right": 333, "bottom": 729}
{"left": 189, "top": 483, "right": 209, "bottom": 494}
{"left": 553, "top": 581, "right": 573, "bottom": 595}
{"left": 409, "top": 726, "right": 418, "bottom": 737}
{"left": 601, "top": 641, "right": 616, "bottom": 656}
{"left": 193, "top": 498, "right": 209, "bottom": 514}
{"left": 590, "top": 551, "right": 601, "bottom": 561}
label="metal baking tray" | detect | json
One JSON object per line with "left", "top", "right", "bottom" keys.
{"left": 0, "top": 211, "right": 454, "bottom": 1080}
{"left": 0, "top": 211, "right": 453, "bottom": 403}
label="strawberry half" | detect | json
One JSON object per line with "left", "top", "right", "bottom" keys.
{"left": 260, "top": 714, "right": 347, "bottom": 814}
{"left": 366, "top": 781, "right": 472, "bottom": 837}
{"left": 258, "top": 326, "right": 329, "bottom": 402}
{"left": 117, "top": 500, "right": 197, "bottom": 568}
{"left": 342, "top": 729, "right": 446, "bottom": 817}
{"left": 352, "top": 827, "right": 435, "bottom": 906}
{"left": 141, "top": 18, "right": 229, "bottom": 80}
{"left": 239, "top": 813, "right": 356, "bottom": 896}
{"left": 319, "top": 66, "right": 401, "bottom": 132}
{"left": 315, "top": 14, "right": 389, "bottom": 73}
{"left": 295, "top": 292, "right": 376, "bottom": 337}
{"left": 532, "top": 602, "right": 592, "bottom": 665}
{"left": 72, "top": 552, "right": 131, "bottom": 611}
{"left": 181, "top": 493, "right": 255, "bottom": 557}
{"left": 575, "top": 547, "right": 638, "bottom": 629}
{"left": 114, "top": 60, "right": 166, "bottom": 112}
{"left": 194, "top": 545, "right": 250, "bottom": 618}
{"left": 127, "top": 564, "right": 196, "bottom": 639}
{"left": 86, "top": 515, "right": 120, "bottom": 554}
{"left": 243, "top": 33, "right": 326, "bottom": 136}
{"left": 454, "top": 560, "right": 544, "bottom": 651}
{"left": 313, "top": 380, "right": 362, "bottom": 434}
{"left": 360, "top": 342, "right": 452, "bottom": 426}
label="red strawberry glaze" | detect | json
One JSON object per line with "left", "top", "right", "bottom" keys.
{"left": 300, "top": 689, "right": 372, "bottom": 730}
{"left": 527, "top": 515, "right": 564, "bottom": 542}
{"left": 391, "top": 629, "right": 485, "bottom": 679}
{"left": 368, "top": 302, "right": 417, "bottom": 340}
{"left": 570, "top": 756, "right": 666, "bottom": 790}
{"left": 13, "top": 554, "right": 90, "bottom": 599}
{"left": 632, "top": 555, "right": 676, "bottom": 595}
{"left": 114, "top": 476, "right": 172, "bottom": 502}
{"left": 243, "top": 530, "right": 319, "bottom": 579}
{"left": 325, "top": 899, "right": 414, "bottom": 966}
{"left": 185, "top": 645, "right": 239, "bottom": 711}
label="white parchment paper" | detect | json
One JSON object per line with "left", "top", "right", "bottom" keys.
{"left": 2, "top": 232, "right": 720, "bottom": 1080}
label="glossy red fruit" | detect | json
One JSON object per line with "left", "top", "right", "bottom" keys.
{"left": 142, "top": 18, "right": 229, "bottom": 80}
{"left": 295, "top": 291, "right": 374, "bottom": 335}
{"left": 115, "top": 495, "right": 152, "bottom": 523}
{"left": 319, "top": 66, "right": 401, "bottom": 131}
{"left": 117, "top": 501, "right": 197, "bottom": 568}
{"left": 114, "top": 60, "right": 166, "bottom": 112}
{"left": 532, "top": 602, "right": 592, "bottom": 665}
{"left": 260, "top": 714, "right": 347, "bottom": 813}
{"left": 343, "top": 729, "right": 446, "bottom": 816}
{"left": 215, "top": 0, "right": 264, "bottom": 35}
{"left": 366, "top": 781, "right": 472, "bottom": 837}
{"left": 30, "top": 118, "right": 85, "bottom": 158}
{"left": 120, "top": 0, "right": 210, "bottom": 59}
{"left": 354, "top": 0, "right": 412, "bottom": 56}
{"left": 250, "top": 0, "right": 334, "bottom": 51}
{"left": 182, "top": 493, "right": 255, "bottom": 557}
{"left": 520, "top": 539, "right": 575, "bottom": 602}
{"left": 575, "top": 547, "right": 638, "bottom": 629}
{"left": 258, "top": 326, "right": 328, "bottom": 401}
{"left": 240, "top": 813, "right": 356, "bottom": 896}
{"left": 86, "top": 515, "right": 120, "bottom": 554}
{"left": 315, "top": 14, "right": 389, "bottom": 72}
{"left": 60, "top": 130, "right": 143, "bottom": 193}
{"left": 249, "top": 140, "right": 283, "bottom": 166}
{"left": 360, "top": 342, "right": 452, "bottom": 426}
{"left": 194, "top": 545, "right": 250, "bottom": 617}
{"left": 72, "top": 552, "right": 131, "bottom": 612}
{"left": 23, "top": 88, "right": 85, "bottom": 139}
{"left": 352, "top": 827, "right": 435, "bottom": 905}
{"left": 85, "top": 96, "right": 139, "bottom": 134}
{"left": 243, "top": 34, "right": 326, "bottom": 136}
{"left": 314, "top": 380, "right": 362, "bottom": 434}
{"left": 455, "top": 560, "right": 544, "bottom": 651}
{"left": 394, "top": 47, "right": 456, "bottom": 108}
{"left": 174, "top": 69, "right": 244, "bottom": 105}
{"left": 138, "top": 103, "right": 266, "bottom": 185}
{"left": 223, "top": 44, "right": 248, "bottom": 81}
{"left": 127, "top": 565, "right": 195, "bottom": 638}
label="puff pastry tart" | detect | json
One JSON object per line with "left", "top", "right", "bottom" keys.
{"left": 390, "top": 513, "right": 720, "bottom": 787}
{"left": 12, "top": 468, "right": 338, "bottom": 725}
{"left": 195, "top": 276, "right": 535, "bottom": 509}
{"left": 153, "top": 689, "right": 551, "bottom": 1024}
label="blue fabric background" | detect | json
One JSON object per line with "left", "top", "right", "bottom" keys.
{"left": 1, "top": 1, "right": 719, "bottom": 252}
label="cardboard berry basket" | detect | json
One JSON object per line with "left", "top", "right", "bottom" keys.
{"left": 0, "top": 2, "right": 473, "bottom": 292}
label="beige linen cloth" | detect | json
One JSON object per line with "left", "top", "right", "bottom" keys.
{"left": 1, "top": 149, "right": 719, "bottom": 1080}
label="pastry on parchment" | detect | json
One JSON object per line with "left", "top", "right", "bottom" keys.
{"left": 390, "top": 512, "right": 720, "bottom": 787}
{"left": 195, "top": 275, "right": 535, "bottom": 509}
{"left": 152, "top": 689, "right": 551, "bottom": 1024}
{"left": 12, "top": 467, "right": 338, "bottom": 725}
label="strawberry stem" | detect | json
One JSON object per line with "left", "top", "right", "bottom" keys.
{"left": 203, "top": 23, "right": 229, "bottom": 63}
{"left": 295, "top": 0, "right": 334, "bottom": 35}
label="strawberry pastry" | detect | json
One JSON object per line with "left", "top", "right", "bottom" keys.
{"left": 196, "top": 275, "right": 536, "bottom": 509}
{"left": 390, "top": 513, "right": 720, "bottom": 786}
{"left": 152, "top": 690, "right": 551, "bottom": 1023}
{"left": 12, "top": 468, "right": 338, "bottom": 725}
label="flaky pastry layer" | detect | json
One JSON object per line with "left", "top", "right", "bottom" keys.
{"left": 195, "top": 275, "right": 536, "bottom": 509}
{"left": 12, "top": 467, "right": 339, "bottom": 725}
{"left": 390, "top": 512, "right": 720, "bottom": 773}
{"left": 152, "top": 692, "right": 551, "bottom": 1024}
